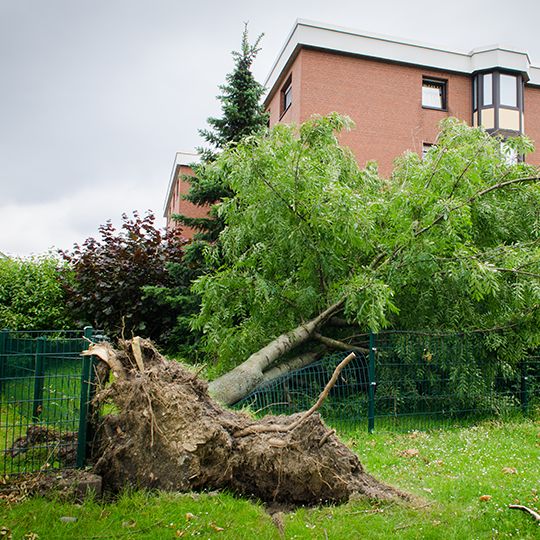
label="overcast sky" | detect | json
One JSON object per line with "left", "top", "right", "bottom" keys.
{"left": 2, "top": 0, "right": 540, "bottom": 257}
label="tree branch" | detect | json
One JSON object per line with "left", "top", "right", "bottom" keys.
{"left": 234, "top": 352, "right": 356, "bottom": 437}
{"left": 493, "top": 267, "right": 540, "bottom": 279}
{"left": 415, "top": 176, "right": 540, "bottom": 239}
{"left": 508, "top": 504, "right": 540, "bottom": 522}
{"left": 372, "top": 176, "right": 540, "bottom": 272}
{"left": 446, "top": 145, "right": 485, "bottom": 198}
{"left": 313, "top": 333, "right": 369, "bottom": 355}
{"left": 261, "top": 352, "right": 319, "bottom": 383}
{"left": 254, "top": 163, "right": 309, "bottom": 224}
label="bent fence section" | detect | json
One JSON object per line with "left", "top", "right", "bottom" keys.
{"left": 235, "top": 331, "right": 540, "bottom": 433}
{"left": 0, "top": 328, "right": 102, "bottom": 477}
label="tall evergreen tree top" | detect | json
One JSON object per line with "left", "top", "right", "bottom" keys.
{"left": 174, "top": 24, "right": 268, "bottom": 242}
{"left": 198, "top": 24, "right": 268, "bottom": 156}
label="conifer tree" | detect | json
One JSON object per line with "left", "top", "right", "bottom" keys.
{"left": 154, "top": 26, "right": 268, "bottom": 359}
{"left": 174, "top": 24, "right": 268, "bottom": 248}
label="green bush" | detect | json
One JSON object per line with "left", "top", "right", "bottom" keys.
{"left": 0, "top": 256, "right": 73, "bottom": 330}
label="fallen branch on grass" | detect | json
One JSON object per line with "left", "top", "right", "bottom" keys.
{"left": 509, "top": 504, "right": 540, "bottom": 523}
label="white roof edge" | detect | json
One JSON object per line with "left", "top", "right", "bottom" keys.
{"left": 163, "top": 152, "right": 199, "bottom": 217}
{"left": 469, "top": 43, "right": 531, "bottom": 62}
{"left": 265, "top": 19, "right": 537, "bottom": 101}
{"left": 294, "top": 19, "right": 472, "bottom": 58}
{"left": 529, "top": 66, "right": 540, "bottom": 86}
{"left": 173, "top": 151, "right": 199, "bottom": 166}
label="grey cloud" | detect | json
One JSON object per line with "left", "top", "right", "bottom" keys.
{"left": 1, "top": 0, "right": 540, "bottom": 255}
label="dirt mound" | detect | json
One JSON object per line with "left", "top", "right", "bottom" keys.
{"left": 1, "top": 470, "right": 101, "bottom": 503}
{"left": 89, "top": 338, "right": 407, "bottom": 505}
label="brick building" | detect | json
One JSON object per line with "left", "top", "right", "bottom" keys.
{"left": 265, "top": 20, "right": 540, "bottom": 176}
{"left": 163, "top": 152, "right": 205, "bottom": 238}
{"left": 165, "top": 19, "right": 540, "bottom": 232}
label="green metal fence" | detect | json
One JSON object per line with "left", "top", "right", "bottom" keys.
{"left": 0, "top": 328, "right": 101, "bottom": 476}
{"left": 235, "top": 331, "right": 540, "bottom": 433}
{"left": 2, "top": 328, "right": 538, "bottom": 477}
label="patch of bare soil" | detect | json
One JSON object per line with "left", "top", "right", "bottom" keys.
{"left": 89, "top": 338, "right": 408, "bottom": 506}
{"left": 0, "top": 470, "right": 101, "bottom": 503}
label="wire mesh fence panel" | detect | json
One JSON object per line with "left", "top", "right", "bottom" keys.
{"left": 372, "top": 331, "right": 540, "bottom": 431}
{"left": 372, "top": 332, "right": 516, "bottom": 431}
{"left": 234, "top": 351, "right": 369, "bottom": 432}
{"left": 234, "top": 332, "right": 539, "bottom": 434}
{"left": 0, "top": 329, "right": 101, "bottom": 477}
{"left": 523, "top": 355, "right": 540, "bottom": 415}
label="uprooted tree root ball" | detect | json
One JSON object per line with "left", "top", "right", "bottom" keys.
{"left": 87, "top": 338, "right": 409, "bottom": 506}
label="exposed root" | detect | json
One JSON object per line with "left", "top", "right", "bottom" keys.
{"left": 234, "top": 352, "right": 356, "bottom": 437}
{"left": 8, "top": 426, "right": 77, "bottom": 466}
{"left": 90, "top": 339, "right": 409, "bottom": 506}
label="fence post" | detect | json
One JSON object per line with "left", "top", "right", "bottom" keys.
{"left": 0, "top": 329, "right": 7, "bottom": 394}
{"left": 76, "top": 326, "right": 94, "bottom": 468}
{"left": 32, "top": 336, "right": 46, "bottom": 421}
{"left": 520, "top": 359, "right": 529, "bottom": 415}
{"left": 368, "top": 332, "right": 376, "bottom": 434}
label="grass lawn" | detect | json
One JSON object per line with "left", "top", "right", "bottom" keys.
{"left": 1, "top": 418, "right": 538, "bottom": 539}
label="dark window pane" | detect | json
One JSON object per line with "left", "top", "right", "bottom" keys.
{"left": 483, "top": 73, "right": 492, "bottom": 106}
{"left": 500, "top": 74, "right": 517, "bottom": 107}
{"left": 422, "top": 143, "right": 433, "bottom": 159}
{"left": 284, "top": 84, "right": 292, "bottom": 110}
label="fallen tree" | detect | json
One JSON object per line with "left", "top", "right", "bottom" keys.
{"left": 207, "top": 299, "right": 344, "bottom": 404}
{"left": 86, "top": 338, "right": 408, "bottom": 505}
{"left": 191, "top": 115, "right": 540, "bottom": 404}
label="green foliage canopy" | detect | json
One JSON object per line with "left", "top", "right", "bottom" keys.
{"left": 193, "top": 114, "right": 540, "bottom": 371}
{"left": 0, "top": 256, "right": 73, "bottom": 330}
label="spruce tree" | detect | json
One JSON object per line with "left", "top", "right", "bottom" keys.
{"left": 173, "top": 24, "right": 268, "bottom": 248}
{"left": 199, "top": 26, "right": 269, "bottom": 153}
{"left": 159, "top": 25, "right": 268, "bottom": 359}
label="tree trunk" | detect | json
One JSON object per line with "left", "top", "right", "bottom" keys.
{"left": 260, "top": 351, "right": 319, "bottom": 385}
{"left": 208, "top": 299, "right": 344, "bottom": 405}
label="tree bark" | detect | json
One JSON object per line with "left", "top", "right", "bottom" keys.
{"left": 208, "top": 299, "right": 344, "bottom": 405}
{"left": 313, "top": 333, "right": 369, "bottom": 355}
{"left": 261, "top": 352, "right": 319, "bottom": 385}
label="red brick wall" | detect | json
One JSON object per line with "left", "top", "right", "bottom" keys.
{"left": 269, "top": 48, "right": 473, "bottom": 177}
{"left": 165, "top": 165, "right": 209, "bottom": 240}
{"left": 302, "top": 49, "right": 473, "bottom": 176}
{"left": 524, "top": 86, "right": 540, "bottom": 166}
{"left": 267, "top": 53, "right": 303, "bottom": 126}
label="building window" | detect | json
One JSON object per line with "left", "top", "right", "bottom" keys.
{"left": 483, "top": 73, "right": 493, "bottom": 106}
{"left": 473, "top": 71, "right": 523, "bottom": 134}
{"left": 500, "top": 74, "right": 517, "bottom": 107}
{"left": 422, "top": 78, "right": 447, "bottom": 110}
{"left": 281, "top": 75, "right": 292, "bottom": 116}
{"left": 422, "top": 143, "right": 434, "bottom": 159}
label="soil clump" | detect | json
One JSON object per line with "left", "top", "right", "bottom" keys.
{"left": 89, "top": 338, "right": 408, "bottom": 506}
